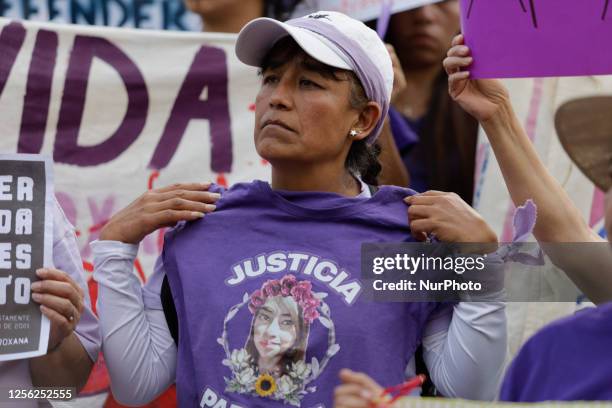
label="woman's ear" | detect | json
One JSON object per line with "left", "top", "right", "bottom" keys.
{"left": 351, "top": 102, "right": 382, "bottom": 141}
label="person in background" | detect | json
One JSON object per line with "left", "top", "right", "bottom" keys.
{"left": 378, "top": 1, "right": 478, "bottom": 203}
{"left": 0, "top": 200, "right": 100, "bottom": 408}
{"left": 184, "top": 0, "right": 302, "bottom": 32}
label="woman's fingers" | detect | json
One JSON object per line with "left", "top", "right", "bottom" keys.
{"left": 33, "top": 293, "right": 79, "bottom": 323}
{"left": 339, "top": 370, "right": 382, "bottom": 393}
{"left": 31, "top": 276, "right": 83, "bottom": 313}
{"left": 100, "top": 182, "right": 218, "bottom": 243}
{"left": 408, "top": 204, "right": 441, "bottom": 221}
{"left": 410, "top": 219, "right": 437, "bottom": 239}
{"left": 447, "top": 44, "right": 470, "bottom": 58}
{"left": 154, "top": 182, "right": 210, "bottom": 194}
{"left": 451, "top": 33, "right": 465, "bottom": 47}
{"left": 153, "top": 190, "right": 220, "bottom": 205}
{"left": 443, "top": 56, "right": 472, "bottom": 75}
{"left": 148, "top": 197, "right": 216, "bottom": 215}
{"left": 36, "top": 268, "right": 84, "bottom": 297}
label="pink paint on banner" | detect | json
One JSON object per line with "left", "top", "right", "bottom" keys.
{"left": 501, "top": 78, "right": 544, "bottom": 241}
{"left": 461, "top": 0, "right": 612, "bottom": 78}
{"left": 589, "top": 188, "right": 605, "bottom": 227}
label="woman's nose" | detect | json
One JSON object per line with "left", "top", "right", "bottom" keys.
{"left": 266, "top": 317, "right": 282, "bottom": 337}
{"left": 269, "top": 78, "right": 293, "bottom": 110}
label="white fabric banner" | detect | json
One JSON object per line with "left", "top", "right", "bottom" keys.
{"left": 0, "top": 17, "right": 269, "bottom": 283}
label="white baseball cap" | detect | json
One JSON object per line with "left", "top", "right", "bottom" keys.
{"left": 236, "top": 11, "right": 393, "bottom": 143}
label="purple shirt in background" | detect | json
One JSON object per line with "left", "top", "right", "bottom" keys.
{"left": 162, "top": 181, "right": 449, "bottom": 408}
{"left": 388, "top": 107, "right": 428, "bottom": 194}
{"left": 500, "top": 302, "right": 612, "bottom": 402}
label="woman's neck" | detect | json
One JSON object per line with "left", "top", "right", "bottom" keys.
{"left": 271, "top": 162, "right": 361, "bottom": 197}
{"left": 201, "top": 1, "right": 263, "bottom": 33}
{"left": 394, "top": 64, "right": 442, "bottom": 120}
{"left": 258, "top": 356, "right": 281, "bottom": 375}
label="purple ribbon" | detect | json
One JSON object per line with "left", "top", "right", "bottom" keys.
{"left": 496, "top": 199, "right": 545, "bottom": 265}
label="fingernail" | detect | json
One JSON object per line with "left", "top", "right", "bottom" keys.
{"left": 31, "top": 282, "right": 41, "bottom": 291}
{"left": 32, "top": 293, "right": 42, "bottom": 301}
{"left": 360, "top": 390, "right": 372, "bottom": 399}
{"left": 205, "top": 204, "right": 216, "bottom": 211}
{"left": 36, "top": 268, "right": 45, "bottom": 277}
{"left": 209, "top": 193, "right": 221, "bottom": 199}
{"left": 192, "top": 212, "right": 205, "bottom": 218}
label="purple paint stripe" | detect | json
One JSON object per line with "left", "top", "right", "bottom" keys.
{"left": 376, "top": 0, "right": 393, "bottom": 39}
{"left": 589, "top": 188, "right": 605, "bottom": 227}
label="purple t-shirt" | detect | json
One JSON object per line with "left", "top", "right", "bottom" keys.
{"left": 500, "top": 302, "right": 612, "bottom": 402}
{"left": 162, "top": 181, "right": 447, "bottom": 408}
{"left": 388, "top": 107, "right": 428, "bottom": 194}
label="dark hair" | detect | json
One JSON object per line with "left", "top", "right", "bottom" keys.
{"left": 264, "top": 0, "right": 303, "bottom": 20}
{"left": 260, "top": 37, "right": 383, "bottom": 186}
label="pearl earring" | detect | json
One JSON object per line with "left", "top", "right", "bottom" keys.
{"left": 349, "top": 130, "right": 360, "bottom": 138}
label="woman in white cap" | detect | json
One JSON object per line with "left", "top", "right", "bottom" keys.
{"left": 93, "top": 12, "right": 506, "bottom": 407}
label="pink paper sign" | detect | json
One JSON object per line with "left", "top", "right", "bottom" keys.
{"left": 460, "top": 0, "right": 612, "bottom": 78}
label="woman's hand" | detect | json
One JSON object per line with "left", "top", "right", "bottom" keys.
{"left": 443, "top": 34, "right": 510, "bottom": 123}
{"left": 334, "top": 369, "right": 383, "bottom": 408}
{"left": 387, "top": 43, "right": 407, "bottom": 108}
{"left": 100, "top": 182, "right": 219, "bottom": 244}
{"left": 405, "top": 191, "right": 497, "bottom": 245}
{"left": 31, "top": 268, "right": 84, "bottom": 352}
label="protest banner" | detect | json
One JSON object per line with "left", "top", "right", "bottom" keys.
{"left": 0, "top": 0, "right": 201, "bottom": 31}
{"left": 0, "top": 17, "right": 269, "bottom": 276}
{"left": 293, "top": 0, "right": 442, "bottom": 22}
{"left": 0, "top": 154, "right": 52, "bottom": 362}
{"left": 460, "top": 0, "right": 612, "bottom": 78}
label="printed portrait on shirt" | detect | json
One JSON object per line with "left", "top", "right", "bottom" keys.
{"left": 221, "top": 274, "right": 339, "bottom": 406}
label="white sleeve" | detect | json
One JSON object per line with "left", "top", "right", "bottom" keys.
{"left": 422, "top": 297, "right": 507, "bottom": 401}
{"left": 91, "top": 240, "right": 177, "bottom": 406}
{"left": 53, "top": 199, "right": 101, "bottom": 362}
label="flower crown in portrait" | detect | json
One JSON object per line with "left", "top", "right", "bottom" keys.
{"left": 248, "top": 274, "right": 321, "bottom": 323}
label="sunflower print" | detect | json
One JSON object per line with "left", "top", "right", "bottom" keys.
{"left": 255, "top": 374, "right": 277, "bottom": 397}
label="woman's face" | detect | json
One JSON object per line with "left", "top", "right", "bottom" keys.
{"left": 254, "top": 52, "right": 360, "bottom": 167}
{"left": 388, "top": 0, "right": 460, "bottom": 70}
{"left": 253, "top": 297, "right": 298, "bottom": 360}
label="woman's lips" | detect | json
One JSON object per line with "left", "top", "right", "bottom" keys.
{"left": 262, "top": 119, "right": 294, "bottom": 132}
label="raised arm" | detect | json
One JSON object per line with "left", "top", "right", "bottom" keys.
{"left": 443, "top": 35, "right": 612, "bottom": 303}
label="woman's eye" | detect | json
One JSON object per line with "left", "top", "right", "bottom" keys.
{"left": 300, "top": 79, "right": 320, "bottom": 88}
{"left": 281, "top": 319, "right": 294, "bottom": 327}
{"left": 263, "top": 75, "right": 278, "bottom": 85}
{"left": 258, "top": 314, "right": 270, "bottom": 322}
